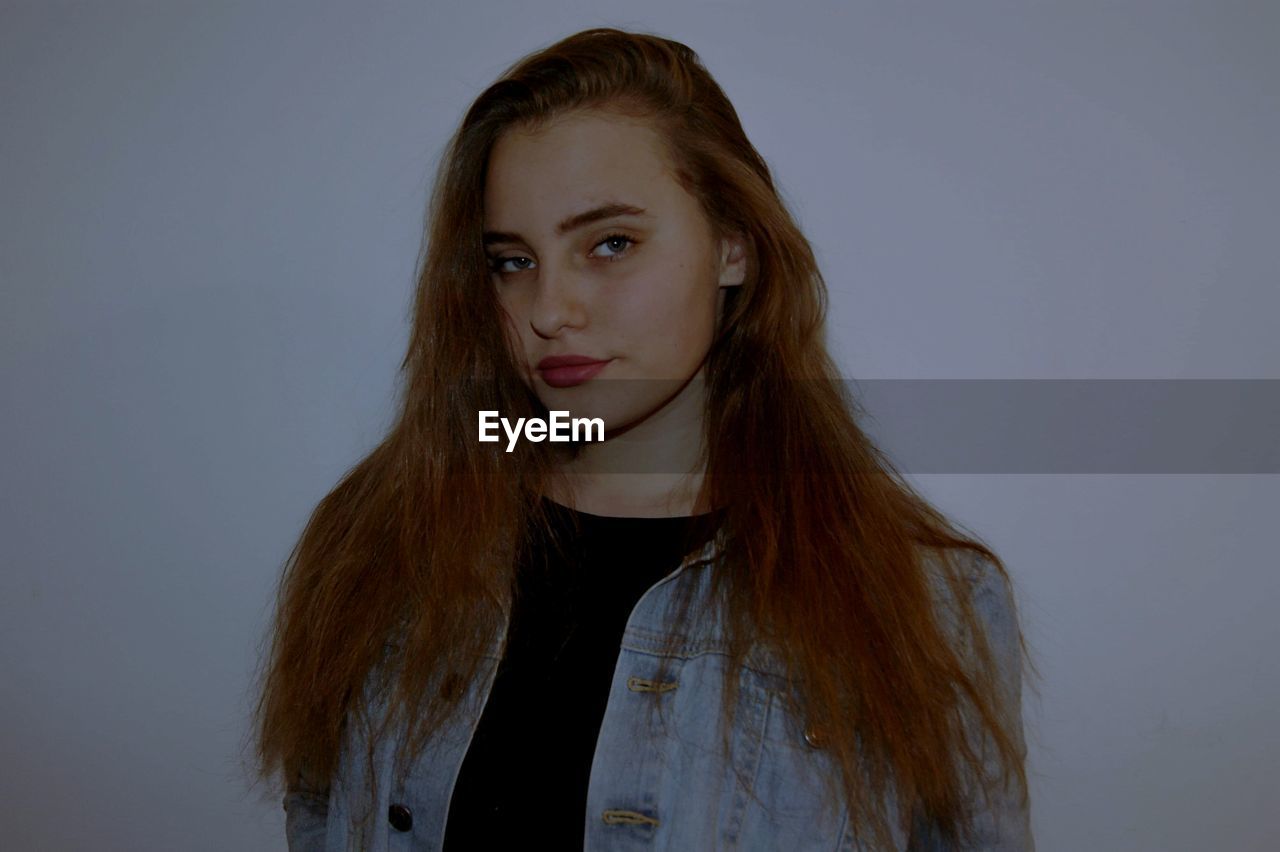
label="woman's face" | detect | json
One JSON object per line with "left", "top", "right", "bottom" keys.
{"left": 482, "top": 108, "right": 746, "bottom": 439}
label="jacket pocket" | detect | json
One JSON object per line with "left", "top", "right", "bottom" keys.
{"left": 735, "top": 688, "right": 850, "bottom": 851}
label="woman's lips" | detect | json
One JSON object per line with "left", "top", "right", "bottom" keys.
{"left": 538, "top": 359, "right": 612, "bottom": 388}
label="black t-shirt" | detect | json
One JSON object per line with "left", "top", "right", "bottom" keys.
{"left": 441, "top": 496, "right": 722, "bottom": 851}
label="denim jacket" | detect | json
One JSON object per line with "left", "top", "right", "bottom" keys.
{"left": 283, "top": 539, "right": 1034, "bottom": 851}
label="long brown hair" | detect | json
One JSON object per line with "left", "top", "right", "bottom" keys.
{"left": 250, "top": 27, "right": 1036, "bottom": 849}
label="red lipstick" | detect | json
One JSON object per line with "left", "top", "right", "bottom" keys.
{"left": 536, "top": 354, "right": 612, "bottom": 388}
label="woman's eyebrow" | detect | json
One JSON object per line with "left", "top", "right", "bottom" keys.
{"left": 483, "top": 203, "right": 650, "bottom": 246}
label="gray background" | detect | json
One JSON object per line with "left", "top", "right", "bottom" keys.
{"left": 2, "top": 1, "right": 1277, "bottom": 849}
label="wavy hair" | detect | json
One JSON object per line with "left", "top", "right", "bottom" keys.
{"left": 250, "top": 27, "right": 1036, "bottom": 850}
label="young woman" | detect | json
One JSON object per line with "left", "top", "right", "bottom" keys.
{"left": 252, "top": 27, "right": 1036, "bottom": 851}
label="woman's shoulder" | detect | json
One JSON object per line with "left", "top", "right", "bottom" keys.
{"left": 920, "top": 546, "right": 1023, "bottom": 664}
{"left": 922, "top": 546, "right": 1012, "bottom": 603}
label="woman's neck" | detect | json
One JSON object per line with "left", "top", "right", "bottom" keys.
{"left": 545, "top": 364, "right": 712, "bottom": 518}
{"left": 543, "top": 472, "right": 710, "bottom": 518}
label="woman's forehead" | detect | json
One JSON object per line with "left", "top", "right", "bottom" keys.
{"left": 484, "top": 114, "right": 687, "bottom": 231}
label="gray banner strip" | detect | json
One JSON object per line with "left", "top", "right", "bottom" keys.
{"left": 852, "top": 379, "right": 1279, "bottom": 474}
{"left": 513, "top": 379, "right": 1279, "bottom": 474}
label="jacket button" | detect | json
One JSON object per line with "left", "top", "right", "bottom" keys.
{"left": 388, "top": 803, "right": 413, "bottom": 832}
{"left": 803, "top": 724, "right": 823, "bottom": 748}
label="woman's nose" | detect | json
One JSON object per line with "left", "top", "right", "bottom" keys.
{"left": 528, "top": 262, "right": 587, "bottom": 337}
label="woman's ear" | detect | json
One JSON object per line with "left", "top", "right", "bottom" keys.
{"left": 717, "top": 234, "right": 747, "bottom": 287}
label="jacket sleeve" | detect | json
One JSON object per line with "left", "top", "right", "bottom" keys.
{"left": 910, "top": 555, "right": 1035, "bottom": 851}
{"left": 282, "top": 766, "right": 330, "bottom": 852}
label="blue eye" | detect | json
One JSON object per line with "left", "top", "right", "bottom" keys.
{"left": 488, "top": 255, "right": 536, "bottom": 275}
{"left": 594, "top": 233, "right": 636, "bottom": 260}
{"left": 487, "top": 232, "right": 638, "bottom": 276}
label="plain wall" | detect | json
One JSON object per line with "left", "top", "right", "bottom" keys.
{"left": 1, "top": 1, "right": 1276, "bottom": 849}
